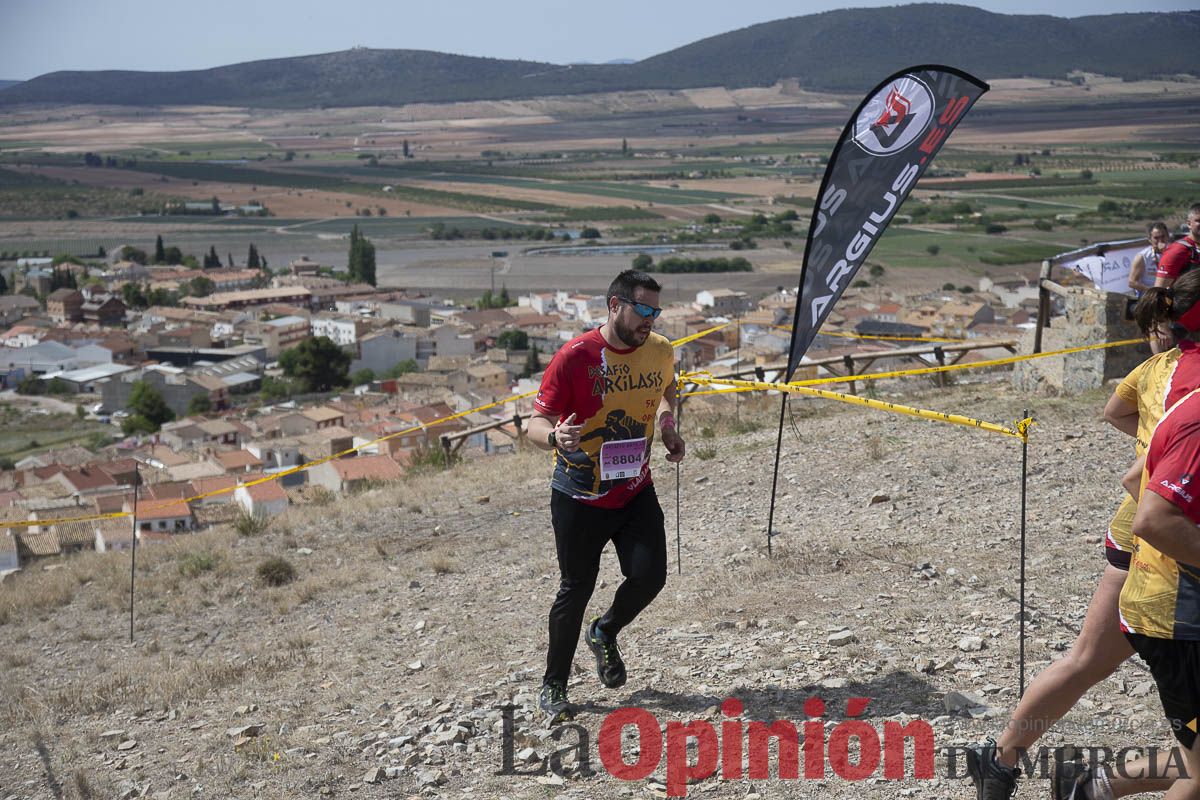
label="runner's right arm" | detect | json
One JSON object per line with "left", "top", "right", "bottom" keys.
{"left": 1129, "top": 252, "right": 1147, "bottom": 292}
{"left": 529, "top": 412, "right": 582, "bottom": 453}
{"left": 1122, "top": 454, "right": 1145, "bottom": 500}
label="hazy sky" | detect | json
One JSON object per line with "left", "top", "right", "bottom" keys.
{"left": 0, "top": 0, "right": 1191, "bottom": 80}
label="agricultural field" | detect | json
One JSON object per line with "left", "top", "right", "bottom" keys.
{"left": 1, "top": 77, "right": 1199, "bottom": 293}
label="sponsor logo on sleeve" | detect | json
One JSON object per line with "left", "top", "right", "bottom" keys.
{"left": 1161, "top": 478, "right": 1195, "bottom": 503}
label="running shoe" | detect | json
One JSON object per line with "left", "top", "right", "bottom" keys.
{"left": 538, "top": 680, "right": 573, "bottom": 725}
{"left": 965, "top": 738, "right": 1020, "bottom": 800}
{"left": 1051, "top": 758, "right": 1109, "bottom": 800}
{"left": 585, "top": 617, "right": 627, "bottom": 688}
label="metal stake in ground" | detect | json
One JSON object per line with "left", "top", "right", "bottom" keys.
{"left": 675, "top": 375, "right": 684, "bottom": 575}
{"left": 1019, "top": 410, "right": 1031, "bottom": 697}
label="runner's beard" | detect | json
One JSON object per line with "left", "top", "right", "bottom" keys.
{"left": 613, "top": 315, "right": 650, "bottom": 347}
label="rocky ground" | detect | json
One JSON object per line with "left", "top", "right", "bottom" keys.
{"left": 0, "top": 378, "right": 1177, "bottom": 799}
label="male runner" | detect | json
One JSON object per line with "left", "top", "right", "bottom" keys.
{"left": 1129, "top": 221, "right": 1170, "bottom": 294}
{"left": 1155, "top": 204, "right": 1200, "bottom": 288}
{"left": 528, "top": 269, "right": 685, "bottom": 722}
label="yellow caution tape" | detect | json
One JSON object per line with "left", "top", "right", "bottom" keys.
{"left": 682, "top": 373, "right": 1029, "bottom": 441}
{"left": 671, "top": 323, "right": 730, "bottom": 347}
{"left": 1, "top": 324, "right": 727, "bottom": 530}
{"left": 681, "top": 337, "right": 1143, "bottom": 396}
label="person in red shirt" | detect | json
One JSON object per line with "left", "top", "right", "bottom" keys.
{"left": 1115, "top": 385, "right": 1200, "bottom": 800}
{"left": 528, "top": 270, "right": 685, "bottom": 723}
{"left": 1154, "top": 204, "right": 1200, "bottom": 288}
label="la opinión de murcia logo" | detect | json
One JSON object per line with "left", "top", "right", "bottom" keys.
{"left": 498, "top": 696, "right": 935, "bottom": 797}
{"left": 496, "top": 698, "right": 1192, "bottom": 796}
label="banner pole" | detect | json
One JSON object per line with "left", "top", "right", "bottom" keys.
{"left": 129, "top": 461, "right": 139, "bottom": 644}
{"left": 765, "top": 391, "right": 788, "bottom": 557}
{"left": 1019, "top": 410, "right": 1030, "bottom": 697}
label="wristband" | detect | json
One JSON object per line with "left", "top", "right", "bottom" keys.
{"left": 659, "top": 413, "right": 675, "bottom": 430}
{"left": 547, "top": 430, "right": 557, "bottom": 449}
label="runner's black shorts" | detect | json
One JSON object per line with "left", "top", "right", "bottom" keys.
{"left": 1125, "top": 632, "right": 1200, "bottom": 749}
{"left": 1104, "top": 545, "right": 1131, "bottom": 571}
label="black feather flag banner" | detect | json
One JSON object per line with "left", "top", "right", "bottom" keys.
{"left": 784, "top": 65, "right": 988, "bottom": 381}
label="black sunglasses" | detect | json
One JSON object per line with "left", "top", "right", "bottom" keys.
{"left": 615, "top": 296, "right": 662, "bottom": 319}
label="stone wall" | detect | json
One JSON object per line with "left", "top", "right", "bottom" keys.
{"left": 1012, "top": 285, "right": 1149, "bottom": 395}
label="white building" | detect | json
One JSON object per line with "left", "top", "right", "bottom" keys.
{"left": 234, "top": 478, "right": 289, "bottom": 518}
{"left": 696, "top": 289, "right": 753, "bottom": 315}
{"left": 978, "top": 276, "right": 1040, "bottom": 309}
{"left": 555, "top": 292, "right": 607, "bottom": 326}
{"left": 311, "top": 314, "right": 364, "bottom": 347}
{"left": 520, "top": 292, "right": 558, "bottom": 314}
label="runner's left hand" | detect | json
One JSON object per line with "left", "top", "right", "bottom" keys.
{"left": 662, "top": 427, "right": 686, "bottom": 463}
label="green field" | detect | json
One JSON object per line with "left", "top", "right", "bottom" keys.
{"left": 292, "top": 216, "right": 528, "bottom": 236}
{"left": 120, "top": 161, "right": 563, "bottom": 211}
{"left": 871, "top": 227, "right": 1070, "bottom": 270}
{"left": 418, "top": 172, "right": 747, "bottom": 205}
{"left": 0, "top": 406, "right": 111, "bottom": 463}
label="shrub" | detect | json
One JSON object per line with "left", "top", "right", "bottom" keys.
{"left": 310, "top": 486, "right": 336, "bottom": 506}
{"left": 234, "top": 506, "right": 269, "bottom": 537}
{"left": 178, "top": 552, "right": 218, "bottom": 578}
{"left": 408, "top": 443, "right": 456, "bottom": 473}
{"left": 729, "top": 419, "right": 762, "bottom": 435}
{"left": 257, "top": 557, "right": 296, "bottom": 587}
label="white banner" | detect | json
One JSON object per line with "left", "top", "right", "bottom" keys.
{"left": 1052, "top": 238, "right": 1146, "bottom": 295}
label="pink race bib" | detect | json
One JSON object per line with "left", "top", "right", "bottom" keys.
{"left": 599, "top": 438, "right": 647, "bottom": 481}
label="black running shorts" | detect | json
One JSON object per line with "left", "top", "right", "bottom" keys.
{"left": 1126, "top": 632, "right": 1200, "bottom": 749}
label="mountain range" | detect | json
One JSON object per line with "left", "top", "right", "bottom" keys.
{"left": 2, "top": 4, "right": 1198, "bottom": 108}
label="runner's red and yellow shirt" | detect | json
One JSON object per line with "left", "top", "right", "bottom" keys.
{"left": 534, "top": 329, "right": 674, "bottom": 508}
{"left": 1109, "top": 343, "right": 1200, "bottom": 554}
{"left": 1120, "top": 387, "right": 1200, "bottom": 640}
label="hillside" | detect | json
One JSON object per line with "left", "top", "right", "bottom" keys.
{"left": 0, "top": 381, "right": 1173, "bottom": 798}
{"left": 3, "top": 5, "right": 1200, "bottom": 108}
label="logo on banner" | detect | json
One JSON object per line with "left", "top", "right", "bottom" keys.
{"left": 853, "top": 77, "right": 935, "bottom": 156}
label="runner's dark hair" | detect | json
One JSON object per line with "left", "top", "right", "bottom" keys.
{"left": 607, "top": 270, "right": 662, "bottom": 303}
{"left": 1135, "top": 268, "right": 1200, "bottom": 336}
{"left": 1149, "top": 221, "right": 1170, "bottom": 237}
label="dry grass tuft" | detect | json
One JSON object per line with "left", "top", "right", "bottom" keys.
{"left": 234, "top": 506, "right": 270, "bottom": 537}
